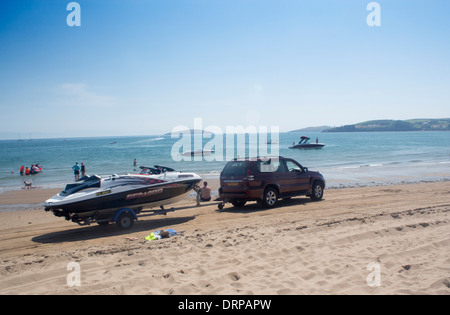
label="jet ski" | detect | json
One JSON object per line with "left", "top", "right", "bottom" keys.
{"left": 289, "top": 136, "right": 325, "bottom": 149}
{"left": 44, "top": 170, "right": 202, "bottom": 224}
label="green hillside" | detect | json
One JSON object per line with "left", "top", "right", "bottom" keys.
{"left": 323, "top": 119, "right": 450, "bottom": 132}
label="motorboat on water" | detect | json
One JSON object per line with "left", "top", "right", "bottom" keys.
{"left": 289, "top": 136, "right": 325, "bottom": 149}
{"left": 182, "top": 149, "right": 215, "bottom": 156}
{"left": 44, "top": 167, "right": 202, "bottom": 225}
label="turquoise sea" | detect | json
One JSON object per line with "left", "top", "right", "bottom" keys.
{"left": 0, "top": 132, "right": 449, "bottom": 193}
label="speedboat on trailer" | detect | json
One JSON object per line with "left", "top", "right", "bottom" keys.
{"left": 44, "top": 170, "right": 201, "bottom": 225}
{"left": 138, "top": 165, "right": 176, "bottom": 174}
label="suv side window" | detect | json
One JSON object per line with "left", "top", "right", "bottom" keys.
{"left": 258, "top": 159, "right": 288, "bottom": 173}
{"left": 285, "top": 160, "right": 303, "bottom": 173}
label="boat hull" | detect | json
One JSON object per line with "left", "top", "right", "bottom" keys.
{"left": 289, "top": 144, "right": 325, "bottom": 149}
{"left": 45, "top": 177, "right": 201, "bottom": 221}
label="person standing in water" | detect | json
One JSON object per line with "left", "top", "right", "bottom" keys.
{"left": 72, "top": 162, "right": 80, "bottom": 181}
{"left": 81, "top": 162, "right": 86, "bottom": 177}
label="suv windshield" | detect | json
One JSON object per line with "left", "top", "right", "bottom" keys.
{"left": 221, "top": 161, "right": 249, "bottom": 176}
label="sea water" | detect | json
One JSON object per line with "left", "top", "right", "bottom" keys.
{"left": 0, "top": 132, "right": 449, "bottom": 193}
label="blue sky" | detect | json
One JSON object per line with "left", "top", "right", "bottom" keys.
{"left": 0, "top": 0, "right": 449, "bottom": 139}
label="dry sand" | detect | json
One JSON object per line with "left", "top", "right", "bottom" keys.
{"left": 0, "top": 181, "right": 449, "bottom": 295}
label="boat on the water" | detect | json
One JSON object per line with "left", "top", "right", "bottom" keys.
{"left": 44, "top": 168, "right": 201, "bottom": 225}
{"left": 182, "top": 149, "right": 215, "bottom": 156}
{"left": 289, "top": 136, "right": 325, "bottom": 149}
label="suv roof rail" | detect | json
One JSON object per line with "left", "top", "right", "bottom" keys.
{"left": 231, "top": 156, "right": 284, "bottom": 161}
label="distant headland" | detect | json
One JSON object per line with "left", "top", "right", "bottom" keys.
{"left": 291, "top": 118, "right": 450, "bottom": 133}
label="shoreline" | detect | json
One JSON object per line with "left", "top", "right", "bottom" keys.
{"left": 1, "top": 176, "right": 450, "bottom": 212}
{"left": 0, "top": 180, "right": 449, "bottom": 294}
{"left": 2, "top": 155, "right": 449, "bottom": 193}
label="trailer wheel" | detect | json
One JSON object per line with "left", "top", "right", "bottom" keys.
{"left": 116, "top": 212, "right": 135, "bottom": 229}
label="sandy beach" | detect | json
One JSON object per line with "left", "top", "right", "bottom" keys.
{"left": 0, "top": 180, "right": 449, "bottom": 295}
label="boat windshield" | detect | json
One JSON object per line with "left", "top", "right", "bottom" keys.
{"left": 62, "top": 175, "right": 101, "bottom": 196}
{"left": 299, "top": 136, "right": 310, "bottom": 144}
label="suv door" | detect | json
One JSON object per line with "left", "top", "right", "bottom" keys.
{"left": 285, "top": 159, "right": 309, "bottom": 193}
{"left": 259, "top": 158, "right": 290, "bottom": 196}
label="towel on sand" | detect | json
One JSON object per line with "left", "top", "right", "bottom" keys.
{"left": 145, "top": 229, "right": 177, "bottom": 241}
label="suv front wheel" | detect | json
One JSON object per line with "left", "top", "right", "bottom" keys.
{"left": 262, "top": 187, "right": 278, "bottom": 208}
{"left": 310, "top": 181, "right": 324, "bottom": 201}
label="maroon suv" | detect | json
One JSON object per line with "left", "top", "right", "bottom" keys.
{"left": 218, "top": 156, "right": 325, "bottom": 209}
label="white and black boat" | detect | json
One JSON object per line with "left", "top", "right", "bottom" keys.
{"left": 182, "top": 149, "right": 215, "bottom": 156}
{"left": 44, "top": 168, "right": 201, "bottom": 225}
{"left": 289, "top": 136, "right": 325, "bottom": 149}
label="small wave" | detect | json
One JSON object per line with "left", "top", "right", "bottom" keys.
{"left": 131, "top": 137, "right": 165, "bottom": 144}
{"left": 339, "top": 165, "right": 360, "bottom": 170}
{"left": 200, "top": 171, "right": 221, "bottom": 179}
{"left": 340, "top": 163, "right": 382, "bottom": 169}
{"left": 359, "top": 164, "right": 383, "bottom": 168}
{"left": 205, "top": 170, "right": 221, "bottom": 175}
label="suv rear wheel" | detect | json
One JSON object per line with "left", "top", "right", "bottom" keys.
{"left": 262, "top": 187, "right": 278, "bottom": 208}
